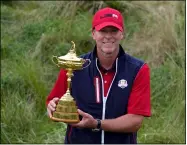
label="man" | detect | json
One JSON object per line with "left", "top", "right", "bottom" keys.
{"left": 46, "top": 7, "right": 151, "bottom": 144}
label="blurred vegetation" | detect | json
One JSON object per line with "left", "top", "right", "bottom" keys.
{"left": 1, "top": 1, "right": 185, "bottom": 144}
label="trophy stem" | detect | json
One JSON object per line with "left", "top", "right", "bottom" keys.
{"left": 60, "top": 68, "right": 74, "bottom": 101}
{"left": 67, "top": 68, "right": 73, "bottom": 94}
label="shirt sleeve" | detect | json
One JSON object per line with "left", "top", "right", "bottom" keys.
{"left": 46, "top": 69, "right": 67, "bottom": 106}
{"left": 127, "top": 63, "right": 151, "bottom": 117}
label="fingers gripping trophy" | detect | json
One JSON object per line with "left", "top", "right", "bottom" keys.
{"left": 51, "top": 41, "right": 90, "bottom": 123}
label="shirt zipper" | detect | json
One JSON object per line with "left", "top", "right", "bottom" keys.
{"left": 96, "top": 58, "right": 118, "bottom": 144}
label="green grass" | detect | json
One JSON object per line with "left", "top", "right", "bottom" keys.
{"left": 138, "top": 49, "right": 185, "bottom": 143}
{"left": 1, "top": 1, "right": 185, "bottom": 144}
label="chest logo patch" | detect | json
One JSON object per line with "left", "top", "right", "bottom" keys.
{"left": 118, "top": 79, "right": 128, "bottom": 89}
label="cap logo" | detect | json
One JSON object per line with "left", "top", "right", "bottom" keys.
{"left": 112, "top": 14, "right": 118, "bottom": 18}
{"left": 100, "top": 13, "right": 118, "bottom": 19}
{"left": 118, "top": 79, "right": 128, "bottom": 89}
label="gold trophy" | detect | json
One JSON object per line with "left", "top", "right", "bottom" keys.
{"left": 51, "top": 41, "right": 90, "bottom": 123}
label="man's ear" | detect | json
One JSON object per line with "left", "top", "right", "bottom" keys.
{"left": 120, "top": 30, "right": 125, "bottom": 40}
{"left": 120, "top": 33, "right": 124, "bottom": 40}
{"left": 122, "top": 29, "right": 126, "bottom": 39}
{"left": 92, "top": 29, "right": 96, "bottom": 40}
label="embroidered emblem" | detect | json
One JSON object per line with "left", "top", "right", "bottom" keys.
{"left": 118, "top": 79, "right": 128, "bottom": 89}
{"left": 100, "top": 13, "right": 118, "bottom": 19}
{"left": 112, "top": 14, "right": 118, "bottom": 19}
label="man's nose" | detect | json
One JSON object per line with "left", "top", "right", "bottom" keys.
{"left": 104, "top": 31, "right": 113, "bottom": 38}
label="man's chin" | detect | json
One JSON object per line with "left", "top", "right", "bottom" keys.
{"left": 101, "top": 48, "right": 115, "bottom": 57}
{"left": 102, "top": 48, "right": 114, "bottom": 53}
{"left": 102, "top": 52, "right": 113, "bottom": 58}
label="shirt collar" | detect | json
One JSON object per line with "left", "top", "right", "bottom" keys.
{"left": 97, "top": 59, "right": 116, "bottom": 73}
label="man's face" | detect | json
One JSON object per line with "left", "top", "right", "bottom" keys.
{"left": 92, "top": 26, "right": 124, "bottom": 58}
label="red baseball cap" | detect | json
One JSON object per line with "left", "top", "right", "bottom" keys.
{"left": 92, "top": 7, "right": 124, "bottom": 32}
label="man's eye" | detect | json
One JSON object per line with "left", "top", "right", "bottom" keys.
{"left": 112, "top": 29, "right": 118, "bottom": 32}
{"left": 100, "top": 29, "right": 106, "bottom": 32}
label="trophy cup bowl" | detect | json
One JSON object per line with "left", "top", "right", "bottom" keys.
{"left": 51, "top": 41, "right": 90, "bottom": 123}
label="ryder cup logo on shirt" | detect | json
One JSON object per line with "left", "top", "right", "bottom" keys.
{"left": 118, "top": 79, "right": 128, "bottom": 89}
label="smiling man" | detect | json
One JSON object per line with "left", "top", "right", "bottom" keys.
{"left": 46, "top": 7, "right": 151, "bottom": 144}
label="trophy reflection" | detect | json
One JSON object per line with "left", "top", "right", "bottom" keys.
{"left": 51, "top": 41, "right": 90, "bottom": 123}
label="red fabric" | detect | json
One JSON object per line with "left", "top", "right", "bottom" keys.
{"left": 101, "top": 71, "right": 115, "bottom": 97}
{"left": 127, "top": 63, "right": 151, "bottom": 117}
{"left": 46, "top": 69, "right": 67, "bottom": 105}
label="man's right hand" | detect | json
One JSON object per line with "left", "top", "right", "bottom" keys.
{"left": 47, "top": 97, "right": 59, "bottom": 118}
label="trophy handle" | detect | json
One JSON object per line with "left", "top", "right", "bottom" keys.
{"left": 82, "top": 59, "right": 91, "bottom": 69}
{"left": 52, "top": 56, "right": 60, "bottom": 67}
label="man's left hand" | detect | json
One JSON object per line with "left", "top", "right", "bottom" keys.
{"left": 69, "top": 109, "right": 97, "bottom": 129}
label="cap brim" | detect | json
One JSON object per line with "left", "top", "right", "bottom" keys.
{"left": 95, "top": 22, "right": 123, "bottom": 32}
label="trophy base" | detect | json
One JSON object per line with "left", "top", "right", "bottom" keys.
{"left": 50, "top": 92, "right": 80, "bottom": 123}
{"left": 50, "top": 116, "right": 80, "bottom": 123}
{"left": 52, "top": 111, "right": 80, "bottom": 123}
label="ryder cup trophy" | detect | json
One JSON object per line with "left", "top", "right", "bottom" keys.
{"left": 51, "top": 41, "right": 90, "bottom": 123}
